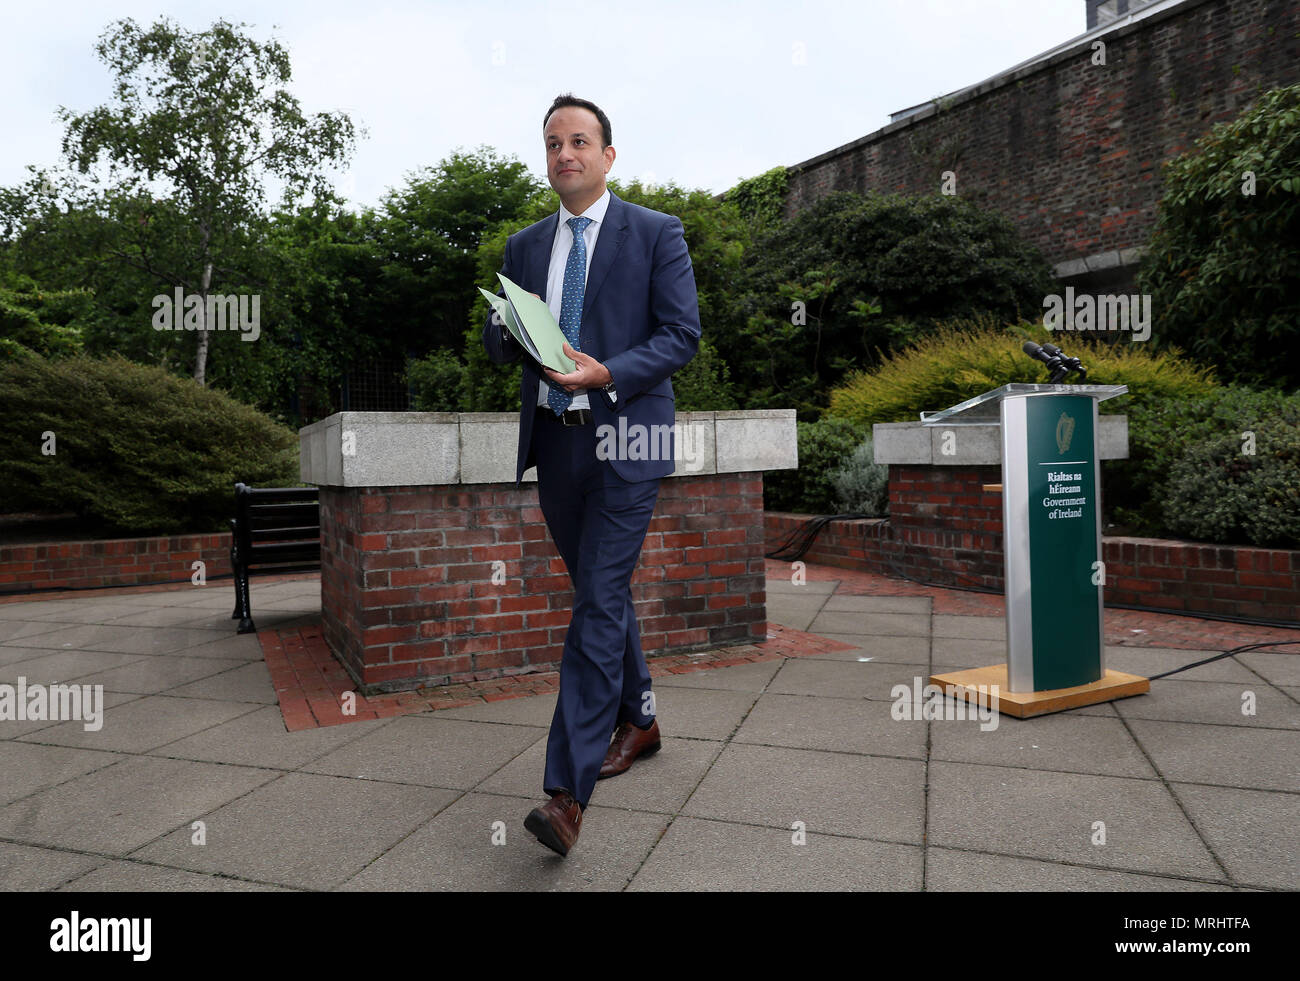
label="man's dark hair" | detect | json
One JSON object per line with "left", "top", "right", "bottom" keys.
{"left": 543, "top": 93, "right": 612, "bottom": 150}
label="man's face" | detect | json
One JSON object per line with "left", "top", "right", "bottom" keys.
{"left": 544, "top": 106, "right": 614, "bottom": 204}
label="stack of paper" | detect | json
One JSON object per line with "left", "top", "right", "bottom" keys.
{"left": 479, "top": 273, "right": 577, "bottom": 373}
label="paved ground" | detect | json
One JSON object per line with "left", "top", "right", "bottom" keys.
{"left": 0, "top": 565, "right": 1296, "bottom": 891}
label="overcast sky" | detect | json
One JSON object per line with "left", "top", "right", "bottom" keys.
{"left": 4, "top": 0, "right": 1086, "bottom": 209}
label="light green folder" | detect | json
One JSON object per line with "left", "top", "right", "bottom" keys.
{"left": 478, "top": 273, "right": 577, "bottom": 373}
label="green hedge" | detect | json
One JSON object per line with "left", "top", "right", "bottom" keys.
{"left": 1114, "top": 385, "right": 1300, "bottom": 542}
{"left": 1161, "top": 422, "right": 1300, "bottom": 547}
{"left": 764, "top": 416, "right": 867, "bottom": 515}
{"left": 0, "top": 354, "right": 298, "bottom": 534}
{"left": 828, "top": 318, "right": 1216, "bottom": 428}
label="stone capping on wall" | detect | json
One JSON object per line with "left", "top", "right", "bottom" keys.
{"left": 872, "top": 416, "right": 1129, "bottom": 466}
{"left": 299, "top": 410, "right": 799, "bottom": 487}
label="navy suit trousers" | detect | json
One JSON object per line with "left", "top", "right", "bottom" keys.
{"left": 533, "top": 408, "right": 658, "bottom": 810}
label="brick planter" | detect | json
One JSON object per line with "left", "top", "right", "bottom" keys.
{"left": 302, "top": 410, "right": 797, "bottom": 695}
{"left": 321, "top": 476, "right": 767, "bottom": 694}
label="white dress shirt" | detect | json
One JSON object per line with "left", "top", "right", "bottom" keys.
{"left": 536, "top": 188, "right": 610, "bottom": 410}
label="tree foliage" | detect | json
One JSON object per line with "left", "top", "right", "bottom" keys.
{"left": 1138, "top": 83, "right": 1300, "bottom": 389}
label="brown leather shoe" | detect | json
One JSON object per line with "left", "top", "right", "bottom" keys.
{"left": 598, "top": 719, "right": 661, "bottom": 779}
{"left": 524, "top": 792, "right": 582, "bottom": 856}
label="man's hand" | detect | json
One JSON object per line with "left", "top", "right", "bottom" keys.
{"left": 545, "top": 342, "right": 612, "bottom": 393}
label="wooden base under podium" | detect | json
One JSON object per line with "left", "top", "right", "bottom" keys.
{"left": 928, "top": 664, "right": 1149, "bottom": 719}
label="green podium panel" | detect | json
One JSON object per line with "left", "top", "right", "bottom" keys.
{"left": 922, "top": 384, "right": 1127, "bottom": 695}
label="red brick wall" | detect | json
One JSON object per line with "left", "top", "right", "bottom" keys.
{"left": 0, "top": 534, "right": 233, "bottom": 593}
{"left": 783, "top": 0, "right": 1300, "bottom": 269}
{"left": 321, "top": 474, "right": 768, "bottom": 694}
{"left": 765, "top": 465, "right": 1300, "bottom": 623}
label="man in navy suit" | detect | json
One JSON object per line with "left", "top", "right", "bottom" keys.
{"left": 481, "top": 93, "right": 700, "bottom": 856}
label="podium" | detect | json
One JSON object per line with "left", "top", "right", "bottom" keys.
{"left": 921, "top": 384, "right": 1149, "bottom": 718}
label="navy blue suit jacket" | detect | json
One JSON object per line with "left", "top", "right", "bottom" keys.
{"left": 481, "top": 190, "right": 701, "bottom": 485}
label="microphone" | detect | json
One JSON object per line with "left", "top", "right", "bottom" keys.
{"left": 1022, "top": 341, "right": 1064, "bottom": 370}
{"left": 1019, "top": 340, "right": 1071, "bottom": 382}
{"left": 1042, "top": 342, "right": 1087, "bottom": 380}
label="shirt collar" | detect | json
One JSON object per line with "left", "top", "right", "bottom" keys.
{"left": 558, "top": 187, "right": 610, "bottom": 231}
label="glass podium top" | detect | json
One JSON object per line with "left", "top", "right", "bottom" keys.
{"left": 919, "top": 383, "right": 1129, "bottom": 426}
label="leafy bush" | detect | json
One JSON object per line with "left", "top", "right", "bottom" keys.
{"left": 764, "top": 416, "right": 867, "bottom": 514}
{"left": 0, "top": 354, "right": 298, "bottom": 534}
{"left": 722, "top": 191, "right": 1057, "bottom": 416}
{"left": 671, "top": 336, "right": 737, "bottom": 411}
{"left": 1113, "top": 385, "right": 1300, "bottom": 534}
{"left": 830, "top": 436, "right": 889, "bottom": 516}
{"left": 1160, "top": 424, "right": 1300, "bottom": 547}
{"left": 828, "top": 317, "right": 1216, "bottom": 428}
{"left": 1138, "top": 83, "right": 1300, "bottom": 389}
{"left": 406, "top": 347, "right": 466, "bottom": 411}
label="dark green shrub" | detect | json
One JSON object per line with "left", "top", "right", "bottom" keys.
{"left": 764, "top": 416, "right": 867, "bottom": 514}
{"left": 1161, "top": 424, "right": 1300, "bottom": 547}
{"left": 406, "top": 347, "right": 466, "bottom": 411}
{"left": 0, "top": 354, "right": 298, "bottom": 534}
{"left": 1138, "top": 83, "right": 1300, "bottom": 389}
{"left": 829, "top": 436, "right": 889, "bottom": 516}
{"left": 1113, "top": 385, "right": 1300, "bottom": 534}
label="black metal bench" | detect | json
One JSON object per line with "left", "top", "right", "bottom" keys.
{"left": 230, "top": 483, "right": 320, "bottom": 634}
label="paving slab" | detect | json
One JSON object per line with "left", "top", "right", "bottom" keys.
{"left": 1171, "top": 783, "right": 1300, "bottom": 890}
{"left": 18, "top": 694, "right": 262, "bottom": 754}
{"left": 58, "top": 861, "right": 295, "bottom": 892}
{"left": 925, "top": 847, "right": 1233, "bottom": 891}
{"left": 767, "top": 657, "right": 929, "bottom": 702}
{"left": 932, "top": 615, "right": 1006, "bottom": 641}
{"left": 0, "top": 741, "right": 124, "bottom": 806}
{"left": 0, "top": 621, "right": 72, "bottom": 644}
{"left": 627, "top": 816, "right": 923, "bottom": 891}
{"left": 808, "top": 633, "right": 931, "bottom": 664}
{"left": 0, "top": 649, "right": 147, "bottom": 685}
{"left": 1235, "top": 651, "right": 1300, "bottom": 688}
{"left": 821, "top": 594, "right": 932, "bottom": 614}
{"left": 0, "top": 691, "right": 144, "bottom": 741}
{"left": 153, "top": 704, "right": 393, "bottom": 771}
{"left": 1103, "top": 646, "right": 1261, "bottom": 685}
{"left": 637, "top": 685, "right": 756, "bottom": 740}
{"left": 734, "top": 691, "right": 928, "bottom": 760}
{"left": 1115, "top": 678, "right": 1300, "bottom": 729}
{"left": 681, "top": 743, "right": 926, "bottom": 845}
{"left": 164, "top": 661, "right": 278, "bottom": 703}
{"left": 808, "top": 611, "right": 930, "bottom": 637}
{"left": 130, "top": 771, "right": 458, "bottom": 890}
{"left": 432, "top": 690, "right": 558, "bottom": 726}
{"left": 2, "top": 623, "right": 224, "bottom": 655}
{"left": 338, "top": 792, "right": 669, "bottom": 891}
{"left": 1124, "top": 719, "right": 1300, "bottom": 792}
{"left": 298, "top": 715, "right": 544, "bottom": 790}
{"left": 0, "top": 755, "right": 279, "bottom": 855}
{"left": 928, "top": 761, "right": 1224, "bottom": 881}
{"left": 929, "top": 712, "right": 1157, "bottom": 779}
{"left": 651, "top": 659, "right": 782, "bottom": 692}
{"left": 931, "top": 637, "right": 1007, "bottom": 668}
{"left": 80, "top": 654, "right": 248, "bottom": 695}
{"left": 0, "top": 842, "right": 105, "bottom": 891}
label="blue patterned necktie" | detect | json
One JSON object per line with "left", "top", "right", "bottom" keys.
{"left": 547, "top": 215, "right": 592, "bottom": 415}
